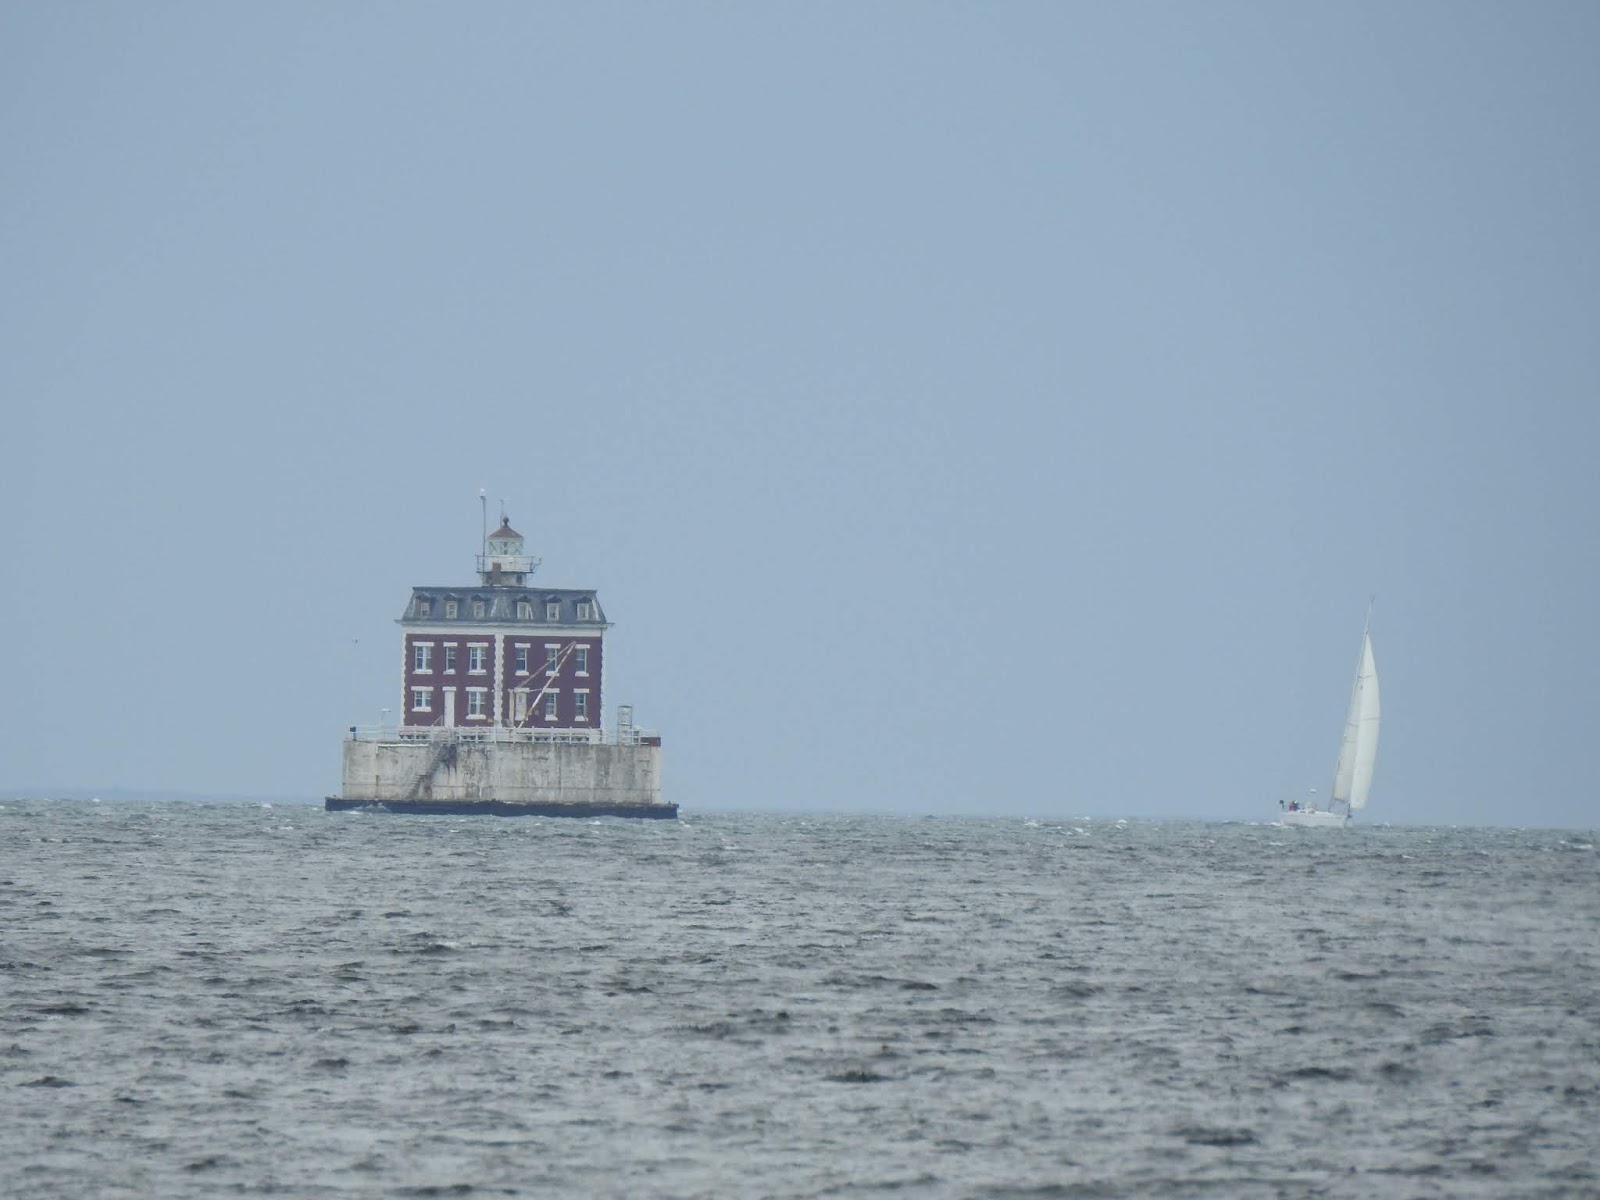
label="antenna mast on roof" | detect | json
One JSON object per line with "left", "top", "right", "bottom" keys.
{"left": 479, "top": 488, "right": 487, "bottom": 561}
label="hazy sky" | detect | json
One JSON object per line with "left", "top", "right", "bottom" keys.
{"left": 3, "top": 3, "right": 1596, "bottom": 826}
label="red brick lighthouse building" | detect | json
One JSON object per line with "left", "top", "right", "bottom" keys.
{"left": 399, "top": 517, "right": 606, "bottom": 731}
{"left": 328, "top": 514, "right": 671, "bottom": 817}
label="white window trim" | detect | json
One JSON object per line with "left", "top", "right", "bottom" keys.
{"left": 545, "top": 602, "right": 561, "bottom": 621}
{"left": 411, "top": 687, "right": 434, "bottom": 712}
{"left": 575, "top": 643, "right": 591, "bottom": 676}
{"left": 542, "top": 689, "right": 559, "bottom": 720}
{"left": 465, "top": 686, "right": 489, "bottom": 720}
{"left": 413, "top": 641, "right": 435, "bottom": 674}
{"left": 574, "top": 687, "right": 590, "bottom": 722}
{"left": 468, "top": 642, "right": 490, "bottom": 675}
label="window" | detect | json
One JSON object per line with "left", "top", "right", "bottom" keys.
{"left": 515, "top": 646, "right": 529, "bottom": 674}
{"left": 445, "top": 599, "right": 458, "bottom": 619}
{"left": 543, "top": 690, "right": 558, "bottom": 720}
{"left": 574, "top": 690, "right": 589, "bottom": 721}
{"left": 546, "top": 600, "right": 561, "bottom": 622}
{"left": 443, "top": 646, "right": 457, "bottom": 673}
{"left": 512, "top": 690, "right": 529, "bottom": 721}
{"left": 472, "top": 599, "right": 486, "bottom": 619}
{"left": 517, "top": 600, "right": 533, "bottom": 620}
{"left": 466, "top": 688, "right": 487, "bottom": 718}
{"left": 576, "top": 600, "right": 592, "bottom": 620}
{"left": 468, "top": 645, "right": 487, "bottom": 673}
{"left": 417, "top": 598, "right": 431, "bottom": 618}
{"left": 413, "top": 643, "right": 433, "bottom": 672}
{"left": 412, "top": 687, "right": 432, "bottom": 712}
{"left": 545, "top": 645, "right": 560, "bottom": 673}
{"left": 575, "top": 645, "right": 589, "bottom": 675}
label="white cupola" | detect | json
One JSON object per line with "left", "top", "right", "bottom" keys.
{"left": 477, "top": 516, "right": 541, "bottom": 586}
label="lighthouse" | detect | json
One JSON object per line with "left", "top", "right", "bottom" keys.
{"left": 399, "top": 517, "right": 606, "bottom": 732}
{"left": 328, "top": 512, "right": 672, "bottom": 818}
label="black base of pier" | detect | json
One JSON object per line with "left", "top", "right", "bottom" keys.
{"left": 325, "top": 797, "right": 678, "bottom": 819}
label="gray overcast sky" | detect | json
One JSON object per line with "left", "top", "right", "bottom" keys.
{"left": 2, "top": 3, "right": 1596, "bottom": 826}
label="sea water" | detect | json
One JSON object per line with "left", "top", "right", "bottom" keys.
{"left": 2, "top": 801, "right": 1596, "bottom": 1198}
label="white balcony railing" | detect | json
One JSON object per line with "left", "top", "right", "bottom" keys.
{"left": 345, "top": 724, "right": 660, "bottom": 746}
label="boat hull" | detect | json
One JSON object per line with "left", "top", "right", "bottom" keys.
{"left": 1278, "top": 808, "right": 1348, "bottom": 828}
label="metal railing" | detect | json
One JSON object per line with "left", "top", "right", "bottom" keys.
{"left": 346, "top": 724, "right": 660, "bottom": 746}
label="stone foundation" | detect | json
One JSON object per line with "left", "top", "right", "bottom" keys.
{"left": 332, "top": 736, "right": 669, "bottom": 814}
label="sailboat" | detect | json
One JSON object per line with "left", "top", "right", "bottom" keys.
{"left": 1281, "top": 609, "right": 1380, "bottom": 828}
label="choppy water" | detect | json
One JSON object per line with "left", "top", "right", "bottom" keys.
{"left": 2, "top": 801, "right": 1597, "bottom": 1198}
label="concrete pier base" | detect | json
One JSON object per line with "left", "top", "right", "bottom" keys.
{"left": 329, "top": 732, "right": 672, "bottom": 818}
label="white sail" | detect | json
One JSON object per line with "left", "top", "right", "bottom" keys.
{"left": 1330, "top": 632, "right": 1380, "bottom": 811}
{"left": 1348, "top": 635, "right": 1379, "bottom": 809}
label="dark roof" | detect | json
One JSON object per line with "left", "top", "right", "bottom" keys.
{"left": 402, "top": 587, "right": 606, "bottom": 627}
{"left": 489, "top": 521, "right": 522, "bottom": 540}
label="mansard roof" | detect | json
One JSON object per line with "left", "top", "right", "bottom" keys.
{"left": 401, "top": 586, "right": 606, "bottom": 626}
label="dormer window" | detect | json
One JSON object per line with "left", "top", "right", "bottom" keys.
{"left": 444, "top": 599, "right": 458, "bottom": 619}
{"left": 576, "top": 599, "right": 593, "bottom": 621}
{"left": 472, "top": 598, "right": 486, "bottom": 619}
{"left": 546, "top": 600, "right": 561, "bottom": 622}
{"left": 517, "top": 600, "right": 533, "bottom": 620}
{"left": 417, "top": 598, "right": 431, "bottom": 618}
